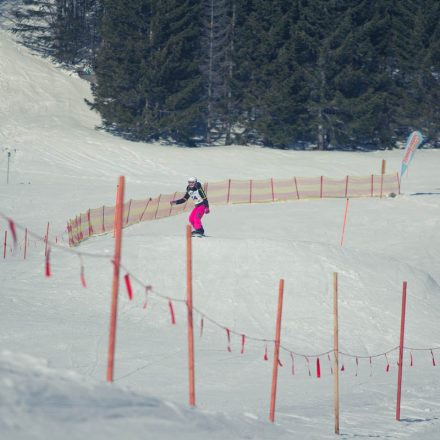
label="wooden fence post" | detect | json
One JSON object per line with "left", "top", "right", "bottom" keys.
{"left": 87, "top": 209, "right": 93, "bottom": 236}
{"left": 107, "top": 176, "right": 125, "bottom": 383}
{"left": 154, "top": 195, "right": 162, "bottom": 219}
{"left": 169, "top": 192, "right": 177, "bottom": 216}
{"left": 126, "top": 199, "right": 132, "bottom": 225}
{"left": 333, "top": 272, "right": 340, "bottom": 435}
{"left": 79, "top": 215, "right": 83, "bottom": 241}
{"left": 269, "top": 279, "right": 285, "bottom": 422}
{"left": 340, "top": 198, "right": 349, "bottom": 247}
{"left": 24, "top": 228, "right": 27, "bottom": 259}
{"left": 44, "top": 222, "right": 50, "bottom": 257}
{"left": 249, "top": 179, "right": 253, "bottom": 204}
{"left": 396, "top": 281, "right": 408, "bottom": 421}
{"left": 139, "top": 198, "right": 151, "bottom": 222}
{"left": 380, "top": 159, "right": 386, "bottom": 198}
{"left": 294, "top": 177, "right": 300, "bottom": 199}
{"left": 187, "top": 225, "right": 196, "bottom": 406}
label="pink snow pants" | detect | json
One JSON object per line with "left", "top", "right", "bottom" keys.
{"left": 189, "top": 204, "right": 205, "bottom": 230}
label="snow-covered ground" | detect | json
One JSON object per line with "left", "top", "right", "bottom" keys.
{"left": 1, "top": 23, "right": 440, "bottom": 440}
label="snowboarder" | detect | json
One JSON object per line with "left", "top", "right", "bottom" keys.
{"left": 170, "top": 177, "right": 210, "bottom": 236}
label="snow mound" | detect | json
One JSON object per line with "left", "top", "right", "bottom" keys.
{"left": 0, "top": 351, "right": 288, "bottom": 440}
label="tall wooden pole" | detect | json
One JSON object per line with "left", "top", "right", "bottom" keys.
{"left": 269, "top": 279, "right": 285, "bottom": 422}
{"left": 186, "top": 225, "right": 196, "bottom": 406}
{"left": 396, "top": 281, "right": 407, "bottom": 421}
{"left": 107, "top": 176, "right": 125, "bottom": 382}
{"left": 333, "top": 272, "right": 340, "bottom": 435}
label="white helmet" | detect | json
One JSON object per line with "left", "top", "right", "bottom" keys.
{"left": 188, "top": 177, "right": 197, "bottom": 184}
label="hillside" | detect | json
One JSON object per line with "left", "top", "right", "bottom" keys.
{"left": 1, "top": 25, "right": 440, "bottom": 440}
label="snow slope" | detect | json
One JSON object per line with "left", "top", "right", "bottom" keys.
{"left": 1, "top": 24, "right": 440, "bottom": 440}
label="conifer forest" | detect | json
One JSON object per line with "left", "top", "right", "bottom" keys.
{"left": 11, "top": 0, "right": 440, "bottom": 149}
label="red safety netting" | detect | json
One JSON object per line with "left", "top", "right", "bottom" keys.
{"left": 67, "top": 173, "right": 400, "bottom": 246}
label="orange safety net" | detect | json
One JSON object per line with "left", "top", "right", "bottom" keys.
{"left": 67, "top": 173, "right": 400, "bottom": 246}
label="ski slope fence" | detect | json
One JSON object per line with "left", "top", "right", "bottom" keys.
{"left": 66, "top": 173, "right": 400, "bottom": 246}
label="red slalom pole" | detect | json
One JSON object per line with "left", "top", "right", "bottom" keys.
{"left": 340, "top": 198, "right": 349, "bottom": 246}
{"left": 269, "top": 279, "right": 285, "bottom": 422}
{"left": 186, "top": 225, "right": 196, "bottom": 406}
{"left": 107, "top": 176, "right": 125, "bottom": 382}
{"left": 396, "top": 281, "right": 408, "bottom": 421}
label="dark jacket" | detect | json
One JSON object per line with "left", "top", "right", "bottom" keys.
{"left": 174, "top": 182, "right": 209, "bottom": 208}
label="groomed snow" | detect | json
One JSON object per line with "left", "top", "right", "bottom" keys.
{"left": 1, "top": 23, "right": 440, "bottom": 440}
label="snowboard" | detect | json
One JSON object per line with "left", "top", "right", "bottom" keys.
{"left": 191, "top": 231, "right": 209, "bottom": 237}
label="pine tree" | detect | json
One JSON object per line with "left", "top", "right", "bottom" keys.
{"left": 232, "top": 0, "right": 290, "bottom": 145}
{"left": 92, "top": 0, "right": 151, "bottom": 137}
{"left": 200, "top": 0, "right": 231, "bottom": 144}
{"left": 12, "top": 0, "right": 100, "bottom": 66}
{"left": 33, "top": 0, "right": 438, "bottom": 149}
{"left": 401, "top": 0, "right": 440, "bottom": 145}
{"left": 285, "top": 0, "right": 354, "bottom": 150}
{"left": 141, "top": 0, "right": 203, "bottom": 144}
{"left": 11, "top": 0, "right": 58, "bottom": 56}
{"left": 256, "top": 4, "right": 303, "bottom": 148}
{"left": 53, "top": 0, "right": 101, "bottom": 66}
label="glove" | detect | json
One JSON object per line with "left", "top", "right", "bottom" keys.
{"left": 204, "top": 207, "right": 210, "bottom": 214}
